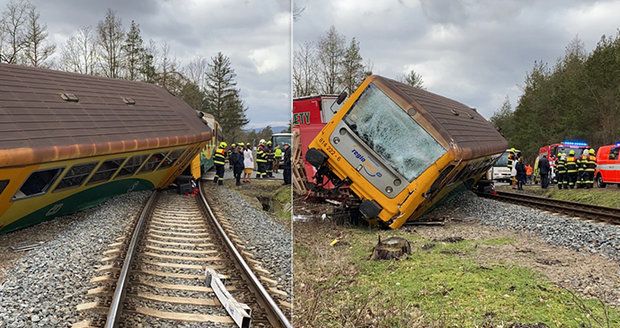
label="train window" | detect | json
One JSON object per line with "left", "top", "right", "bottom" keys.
{"left": 87, "top": 158, "right": 124, "bottom": 184}
{"left": 13, "top": 168, "right": 63, "bottom": 200}
{"left": 54, "top": 162, "right": 98, "bottom": 191}
{"left": 139, "top": 153, "right": 166, "bottom": 173}
{"left": 0, "top": 179, "right": 9, "bottom": 196}
{"left": 117, "top": 155, "right": 149, "bottom": 177}
{"left": 343, "top": 84, "right": 446, "bottom": 181}
{"left": 158, "top": 149, "right": 184, "bottom": 170}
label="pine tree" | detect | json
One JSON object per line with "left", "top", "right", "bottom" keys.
{"left": 139, "top": 40, "right": 156, "bottom": 83}
{"left": 203, "top": 52, "right": 249, "bottom": 137}
{"left": 97, "top": 9, "right": 124, "bottom": 78}
{"left": 122, "top": 20, "right": 144, "bottom": 80}
{"left": 401, "top": 69, "right": 424, "bottom": 89}
{"left": 339, "top": 37, "right": 365, "bottom": 94}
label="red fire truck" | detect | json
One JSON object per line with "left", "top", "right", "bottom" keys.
{"left": 292, "top": 95, "right": 340, "bottom": 190}
{"left": 595, "top": 143, "right": 620, "bottom": 187}
{"left": 535, "top": 140, "right": 590, "bottom": 182}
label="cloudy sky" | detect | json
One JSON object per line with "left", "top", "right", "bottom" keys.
{"left": 6, "top": 0, "right": 291, "bottom": 129}
{"left": 294, "top": 0, "right": 620, "bottom": 119}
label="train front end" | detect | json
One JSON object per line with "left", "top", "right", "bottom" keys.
{"left": 306, "top": 76, "right": 457, "bottom": 229}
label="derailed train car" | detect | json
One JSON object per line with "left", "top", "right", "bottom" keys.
{"left": 0, "top": 64, "right": 212, "bottom": 233}
{"left": 306, "top": 75, "right": 507, "bottom": 229}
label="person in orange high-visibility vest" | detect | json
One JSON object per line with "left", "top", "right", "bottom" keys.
{"left": 213, "top": 141, "right": 227, "bottom": 185}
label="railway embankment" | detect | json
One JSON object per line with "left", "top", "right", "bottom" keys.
{"left": 293, "top": 192, "right": 620, "bottom": 327}
{"left": 497, "top": 184, "right": 620, "bottom": 209}
{"left": 0, "top": 191, "right": 149, "bottom": 327}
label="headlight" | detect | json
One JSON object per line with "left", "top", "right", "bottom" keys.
{"left": 333, "top": 137, "right": 340, "bottom": 144}
{"left": 394, "top": 179, "right": 401, "bottom": 186}
{"left": 385, "top": 186, "right": 393, "bottom": 193}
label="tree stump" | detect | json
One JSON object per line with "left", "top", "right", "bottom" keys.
{"left": 370, "top": 236, "right": 411, "bottom": 260}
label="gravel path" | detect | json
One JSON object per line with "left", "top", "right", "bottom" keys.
{"left": 427, "top": 191, "right": 620, "bottom": 262}
{"left": 0, "top": 191, "right": 149, "bottom": 327}
{"left": 204, "top": 183, "right": 292, "bottom": 300}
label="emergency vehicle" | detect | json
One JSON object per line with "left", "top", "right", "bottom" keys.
{"left": 535, "top": 140, "right": 590, "bottom": 182}
{"left": 595, "top": 143, "right": 620, "bottom": 187}
{"left": 292, "top": 95, "right": 340, "bottom": 189}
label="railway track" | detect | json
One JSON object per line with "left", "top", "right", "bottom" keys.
{"left": 74, "top": 184, "right": 291, "bottom": 328}
{"left": 477, "top": 190, "right": 620, "bottom": 225}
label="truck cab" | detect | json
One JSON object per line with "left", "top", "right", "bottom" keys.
{"left": 595, "top": 143, "right": 620, "bottom": 187}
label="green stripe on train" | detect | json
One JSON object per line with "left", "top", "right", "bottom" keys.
{"left": 0, "top": 178, "right": 154, "bottom": 234}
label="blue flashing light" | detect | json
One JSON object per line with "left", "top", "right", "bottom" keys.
{"left": 615, "top": 141, "right": 620, "bottom": 147}
{"left": 562, "top": 140, "right": 588, "bottom": 147}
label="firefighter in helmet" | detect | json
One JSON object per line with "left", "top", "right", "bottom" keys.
{"left": 565, "top": 149, "right": 577, "bottom": 189}
{"left": 214, "top": 141, "right": 227, "bottom": 185}
{"left": 266, "top": 140, "right": 274, "bottom": 178}
{"left": 273, "top": 144, "right": 283, "bottom": 174}
{"left": 576, "top": 150, "right": 587, "bottom": 188}
{"left": 556, "top": 152, "right": 566, "bottom": 189}
{"left": 256, "top": 139, "right": 268, "bottom": 179}
{"left": 585, "top": 148, "right": 597, "bottom": 189}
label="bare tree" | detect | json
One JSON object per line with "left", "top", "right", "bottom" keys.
{"left": 400, "top": 68, "right": 425, "bottom": 89}
{"left": 184, "top": 56, "right": 209, "bottom": 90}
{"left": 60, "top": 25, "right": 97, "bottom": 75}
{"left": 97, "top": 9, "right": 124, "bottom": 78}
{"left": 317, "top": 26, "right": 345, "bottom": 94}
{"left": 23, "top": 4, "right": 55, "bottom": 67}
{"left": 293, "top": 41, "right": 318, "bottom": 97}
{"left": 156, "top": 42, "right": 182, "bottom": 92}
{"left": 0, "top": 0, "right": 29, "bottom": 64}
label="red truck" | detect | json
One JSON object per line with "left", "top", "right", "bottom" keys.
{"left": 292, "top": 95, "right": 339, "bottom": 190}
{"left": 595, "top": 143, "right": 620, "bottom": 187}
{"left": 535, "top": 141, "right": 590, "bottom": 182}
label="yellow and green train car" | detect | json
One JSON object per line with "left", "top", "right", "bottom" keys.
{"left": 0, "top": 64, "right": 211, "bottom": 233}
{"left": 306, "top": 75, "right": 507, "bottom": 229}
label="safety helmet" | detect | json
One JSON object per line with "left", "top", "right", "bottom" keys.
{"left": 259, "top": 139, "right": 265, "bottom": 144}
{"left": 589, "top": 149, "right": 595, "bottom": 155}
{"left": 267, "top": 141, "right": 272, "bottom": 146}
{"left": 231, "top": 143, "right": 236, "bottom": 148}
{"left": 238, "top": 142, "right": 244, "bottom": 147}
{"left": 569, "top": 149, "right": 575, "bottom": 155}
{"left": 219, "top": 141, "right": 227, "bottom": 148}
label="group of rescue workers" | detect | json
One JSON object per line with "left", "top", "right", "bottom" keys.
{"left": 506, "top": 147, "right": 597, "bottom": 190}
{"left": 212, "top": 139, "right": 291, "bottom": 187}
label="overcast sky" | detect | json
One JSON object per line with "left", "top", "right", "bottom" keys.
{"left": 294, "top": 0, "right": 620, "bottom": 119}
{"left": 6, "top": 0, "right": 291, "bottom": 129}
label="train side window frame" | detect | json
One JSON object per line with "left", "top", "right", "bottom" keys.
{"left": 0, "top": 179, "right": 9, "bottom": 196}
{"left": 117, "top": 154, "right": 149, "bottom": 177}
{"left": 157, "top": 149, "right": 184, "bottom": 170}
{"left": 13, "top": 167, "right": 64, "bottom": 200}
{"left": 53, "top": 162, "right": 98, "bottom": 192}
{"left": 87, "top": 158, "right": 125, "bottom": 185}
{"left": 139, "top": 153, "right": 167, "bottom": 173}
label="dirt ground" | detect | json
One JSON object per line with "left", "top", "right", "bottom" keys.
{"left": 293, "top": 194, "right": 620, "bottom": 327}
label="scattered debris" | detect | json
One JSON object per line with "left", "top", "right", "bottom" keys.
{"left": 405, "top": 221, "right": 445, "bottom": 226}
{"left": 420, "top": 243, "right": 436, "bottom": 251}
{"left": 535, "top": 258, "right": 562, "bottom": 266}
{"left": 9, "top": 241, "right": 45, "bottom": 252}
{"left": 370, "top": 236, "right": 411, "bottom": 260}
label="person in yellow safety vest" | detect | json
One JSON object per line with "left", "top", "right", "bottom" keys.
{"left": 213, "top": 141, "right": 227, "bottom": 185}
{"left": 256, "top": 139, "right": 268, "bottom": 179}
{"left": 565, "top": 149, "right": 578, "bottom": 189}
{"left": 556, "top": 152, "right": 566, "bottom": 189}
{"left": 265, "top": 140, "right": 274, "bottom": 178}
{"left": 585, "top": 148, "right": 597, "bottom": 189}
{"left": 273, "top": 145, "right": 283, "bottom": 174}
{"left": 576, "top": 151, "right": 587, "bottom": 188}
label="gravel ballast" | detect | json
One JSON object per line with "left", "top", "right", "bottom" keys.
{"left": 0, "top": 191, "right": 149, "bottom": 327}
{"left": 204, "top": 183, "right": 292, "bottom": 299}
{"left": 428, "top": 191, "right": 620, "bottom": 262}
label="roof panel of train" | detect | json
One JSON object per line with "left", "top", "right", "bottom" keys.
{"left": 374, "top": 76, "right": 507, "bottom": 160}
{"left": 0, "top": 63, "right": 212, "bottom": 167}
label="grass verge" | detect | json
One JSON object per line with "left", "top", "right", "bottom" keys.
{"left": 293, "top": 221, "right": 620, "bottom": 327}
{"left": 498, "top": 185, "right": 620, "bottom": 209}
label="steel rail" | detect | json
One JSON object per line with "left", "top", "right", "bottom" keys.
{"left": 105, "top": 190, "right": 159, "bottom": 328}
{"left": 198, "top": 182, "right": 292, "bottom": 328}
{"left": 478, "top": 190, "right": 620, "bottom": 225}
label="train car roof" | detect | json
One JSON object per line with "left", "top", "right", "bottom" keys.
{"left": 0, "top": 63, "right": 212, "bottom": 168}
{"left": 372, "top": 75, "right": 507, "bottom": 160}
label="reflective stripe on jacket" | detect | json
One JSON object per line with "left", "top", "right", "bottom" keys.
{"left": 214, "top": 148, "right": 226, "bottom": 165}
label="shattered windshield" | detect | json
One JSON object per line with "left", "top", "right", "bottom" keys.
{"left": 343, "top": 83, "right": 446, "bottom": 181}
